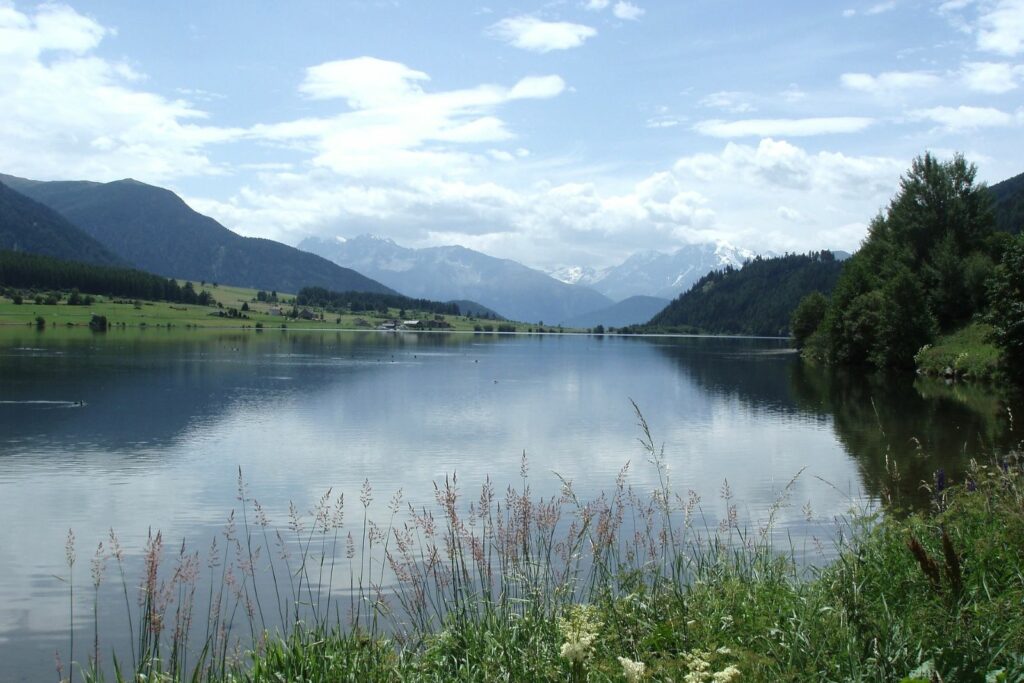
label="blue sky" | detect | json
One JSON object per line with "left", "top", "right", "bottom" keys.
{"left": 1, "top": 0, "right": 1023, "bottom": 270}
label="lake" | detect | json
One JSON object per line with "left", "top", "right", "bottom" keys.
{"left": 0, "top": 327, "right": 1017, "bottom": 681}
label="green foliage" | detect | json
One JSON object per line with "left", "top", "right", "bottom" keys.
{"left": 639, "top": 251, "right": 844, "bottom": 336}
{"left": 914, "top": 322, "right": 1002, "bottom": 380}
{"left": 986, "top": 233, "right": 1024, "bottom": 381}
{"left": 791, "top": 291, "right": 828, "bottom": 349}
{"left": 873, "top": 267, "right": 937, "bottom": 368}
{"left": 989, "top": 169, "right": 1024, "bottom": 234}
{"left": 819, "top": 153, "right": 996, "bottom": 369}
{"left": 0, "top": 250, "right": 213, "bottom": 305}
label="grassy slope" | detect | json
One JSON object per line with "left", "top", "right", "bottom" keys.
{"left": 915, "top": 322, "right": 1002, "bottom": 380}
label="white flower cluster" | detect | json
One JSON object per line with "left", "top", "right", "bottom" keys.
{"left": 682, "top": 648, "right": 741, "bottom": 683}
{"left": 618, "top": 656, "right": 647, "bottom": 682}
{"left": 557, "top": 604, "right": 602, "bottom": 664}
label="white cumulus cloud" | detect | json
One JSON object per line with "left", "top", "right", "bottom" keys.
{"left": 960, "top": 60, "right": 1024, "bottom": 92}
{"left": 487, "top": 16, "right": 597, "bottom": 52}
{"left": 612, "top": 2, "right": 645, "bottom": 20}
{"left": 976, "top": 0, "right": 1024, "bottom": 55}
{"left": 0, "top": 3, "right": 239, "bottom": 182}
{"left": 192, "top": 138, "right": 906, "bottom": 268}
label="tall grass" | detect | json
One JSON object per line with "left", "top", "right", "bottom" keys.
{"left": 58, "top": 406, "right": 1024, "bottom": 682}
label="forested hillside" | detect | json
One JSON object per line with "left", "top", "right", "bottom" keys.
{"left": 636, "top": 252, "right": 844, "bottom": 336}
{"left": 0, "top": 250, "right": 212, "bottom": 304}
{"left": 0, "top": 181, "right": 122, "bottom": 267}
{"left": 295, "top": 287, "right": 461, "bottom": 317}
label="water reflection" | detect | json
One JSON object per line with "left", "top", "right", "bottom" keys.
{"left": 788, "top": 362, "right": 1019, "bottom": 508}
{"left": 0, "top": 328, "right": 1019, "bottom": 680}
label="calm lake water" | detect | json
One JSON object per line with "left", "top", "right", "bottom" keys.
{"left": 0, "top": 327, "right": 1018, "bottom": 680}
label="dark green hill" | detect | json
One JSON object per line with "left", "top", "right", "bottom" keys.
{"left": 0, "top": 181, "right": 123, "bottom": 267}
{"left": 0, "top": 173, "right": 394, "bottom": 295}
{"left": 639, "top": 251, "right": 845, "bottom": 336}
{"left": 447, "top": 300, "right": 504, "bottom": 319}
{"left": 990, "top": 171, "right": 1024, "bottom": 234}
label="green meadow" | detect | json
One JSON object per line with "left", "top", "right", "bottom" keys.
{"left": 0, "top": 283, "right": 549, "bottom": 334}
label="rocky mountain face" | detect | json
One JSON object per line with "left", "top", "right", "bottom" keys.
{"left": 550, "top": 242, "right": 758, "bottom": 301}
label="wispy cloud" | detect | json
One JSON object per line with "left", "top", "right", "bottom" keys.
{"left": 698, "top": 91, "right": 757, "bottom": 114}
{"left": 645, "top": 115, "right": 685, "bottom": 128}
{"left": 250, "top": 58, "right": 567, "bottom": 178}
{"left": 840, "top": 70, "right": 942, "bottom": 94}
{"left": 908, "top": 105, "right": 1023, "bottom": 131}
{"left": 866, "top": 1, "right": 897, "bottom": 15}
{"left": 487, "top": 16, "right": 597, "bottom": 52}
{"left": 842, "top": 2, "right": 897, "bottom": 17}
{"left": 694, "top": 117, "right": 874, "bottom": 138}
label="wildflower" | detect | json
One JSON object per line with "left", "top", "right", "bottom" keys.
{"left": 560, "top": 636, "right": 596, "bottom": 664}
{"left": 713, "top": 664, "right": 741, "bottom": 682}
{"left": 682, "top": 650, "right": 712, "bottom": 683}
{"left": 557, "top": 604, "right": 602, "bottom": 664}
{"left": 618, "top": 656, "right": 646, "bottom": 682}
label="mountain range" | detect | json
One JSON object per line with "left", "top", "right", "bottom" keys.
{"left": 550, "top": 242, "right": 759, "bottom": 301}
{"left": 0, "top": 173, "right": 394, "bottom": 296}
{"left": 299, "top": 235, "right": 614, "bottom": 325}
{"left": 562, "top": 295, "right": 671, "bottom": 329}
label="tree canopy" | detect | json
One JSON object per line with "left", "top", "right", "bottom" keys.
{"left": 809, "top": 153, "right": 999, "bottom": 369}
{"left": 0, "top": 250, "right": 214, "bottom": 305}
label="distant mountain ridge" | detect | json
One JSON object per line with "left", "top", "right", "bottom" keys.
{"left": 300, "top": 234, "right": 612, "bottom": 324}
{"left": 0, "top": 173, "right": 394, "bottom": 296}
{"left": 551, "top": 242, "right": 758, "bottom": 300}
{"left": 562, "top": 295, "right": 671, "bottom": 329}
{"left": 0, "top": 181, "right": 123, "bottom": 267}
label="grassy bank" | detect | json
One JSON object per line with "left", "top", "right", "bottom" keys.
{"left": 915, "top": 322, "right": 1002, "bottom": 381}
{"left": 0, "top": 284, "right": 551, "bottom": 333}
{"left": 62, "top": 420, "right": 1023, "bottom": 682}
